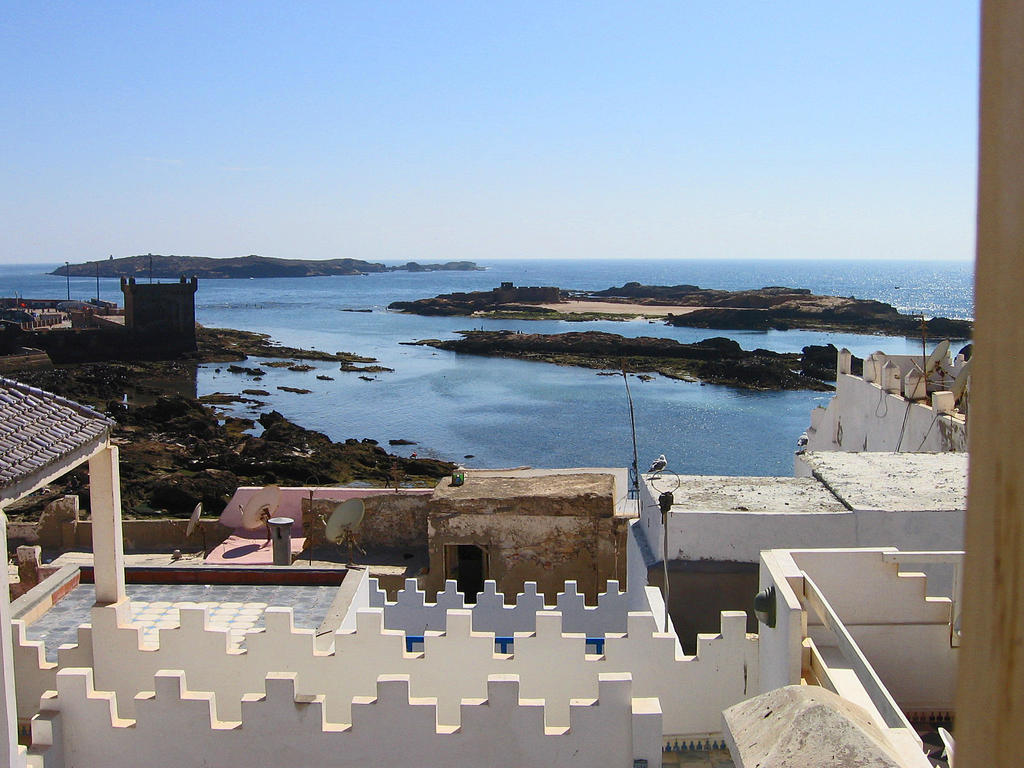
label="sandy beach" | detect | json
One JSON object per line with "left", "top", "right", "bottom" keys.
{"left": 536, "top": 300, "right": 705, "bottom": 317}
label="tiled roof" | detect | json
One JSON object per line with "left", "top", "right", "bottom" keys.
{"left": 0, "top": 377, "right": 114, "bottom": 498}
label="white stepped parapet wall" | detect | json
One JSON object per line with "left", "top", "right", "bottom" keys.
{"left": 366, "top": 577, "right": 630, "bottom": 636}
{"left": 759, "top": 548, "right": 958, "bottom": 716}
{"left": 804, "top": 349, "right": 967, "bottom": 454}
{"left": 14, "top": 601, "right": 757, "bottom": 738}
{"left": 11, "top": 620, "right": 92, "bottom": 722}
{"left": 30, "top": 669, "right": 661, "bottom": 768}
{"left": 791, "top": 549, "right": 958, "bottom": 714}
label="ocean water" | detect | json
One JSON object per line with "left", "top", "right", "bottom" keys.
{"left": 0, "top": 259, "right": 974, "bottom": 476}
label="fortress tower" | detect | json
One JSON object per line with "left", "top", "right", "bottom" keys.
{"left": 120, "top": 275, "right": 198, "bottom": 351}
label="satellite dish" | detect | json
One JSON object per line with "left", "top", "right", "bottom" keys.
{"left": 240, "top": 485, "right": 281, "bottom": 530}
{"left": 325, "top": 499, "right": 364, "bottom": 543}
{"left": 325, "top": 498, "right": 366, "bottom": 564}
{"left": 924, "top": 339, "right": 951, "bottom": 373}
{"left": 186, "top": 502, "right": 202, "bottom": 538}
{"left": 951, "top": 358, "right": 972, "bottom": 402}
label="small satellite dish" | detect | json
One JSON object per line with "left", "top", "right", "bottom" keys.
{"left": 186, "top": 502, "right": 202, "bottom": 538}
{"left": 951, "top": 358, "right": 972, "bottom": 402}
{"left": 325, "top": 499, "right": 364, "bottom": 543}
{"left": 325, "top": 498, "right": 366, "bottom": 563}
{"left": 240, "top": 485, "right": 281, "bottom": 530}
{"left": 924, "top": 339, "right": 951, "bottom": 373}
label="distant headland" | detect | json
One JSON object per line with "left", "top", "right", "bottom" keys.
{"left": 52, "top": 254, "right": 483, "bottom": 279}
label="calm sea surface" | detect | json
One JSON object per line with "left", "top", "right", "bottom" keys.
{"left": 0, "top": 259, "right": 974, "bottom": 476}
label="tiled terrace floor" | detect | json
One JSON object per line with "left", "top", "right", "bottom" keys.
{"left": 24, "top": 583, "right": 338, "bottom": 661}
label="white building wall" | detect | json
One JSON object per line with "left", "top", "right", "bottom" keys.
{"left": 791, "top": 549, "right": 958, "bottom": 714}
{"left": 336, "top": 568, "right": 372, "bottom": 633}
{"left": 758, "top": 548, "right": 959, "bottom": 715}
{"left": 32, "top": 669, "right": 661, "bottom": 768}
{"left": 634, "top": 473, "right": 964, "bottom": 568}
{"left": 756, "top": 550, "right": 806, "bottom": 694}
{"left": 659, "top": 506, "right": 964, "bottom": 565}
{"left": 626, "top": 519, "right": 654, "bottom": 611}
{"left": 804, "top": 356, "right": 967, "bottom": 455}
{"left": 366, "top": 577, "right": 629, "bottom": 636}
{"left": 637, "top": 477, "right": 665, "bottom": 560}
{"left": 664, "top": 509, "right": 854, "bottom": 563}
{"left": 14, "top": 597, "right": 757, "bottom": 739}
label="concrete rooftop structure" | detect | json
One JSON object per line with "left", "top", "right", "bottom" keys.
{"left": 797, "top": 452, "right": 968, "bottom": 513}
{"left": 430, "top": 472, "right": 617, "bottom": 517}
{"left": 664, "top": 476, "right": 847, "bottom": 515}
{"left": 638, "top": 451, "right": 967, "bottom": 568}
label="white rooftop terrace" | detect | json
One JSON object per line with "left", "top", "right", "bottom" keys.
{"left": 750, "top": 546, "right": 962, "bottom": 768}
{"left": 637, "top": 452, "right": 967, "bottom": 569}
{"left": 796, "top": 451, "right": 968, "bottom": 513}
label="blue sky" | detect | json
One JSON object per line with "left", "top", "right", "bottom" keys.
{"left": 1, "top": 2, "right": 979, "bottom": 263}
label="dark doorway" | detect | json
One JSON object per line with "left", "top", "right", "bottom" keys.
{"left": 447, "top": 544, "right": 487, "bottom": 603}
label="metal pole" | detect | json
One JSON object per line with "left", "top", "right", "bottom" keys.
{"left": 96, "top": 261, "right": 100, "bottom": 304}
{"left": 663, "top": 509, "right": 669, "bottom": 631}
{"left": 65, "top": 262, "right": 70, "bottom": 300}
{"left": 621, "top": 369, "right": 640, "bottom": 501}
{"left": 920, "top": 313, "right": 928, "bottom": 382}
{"left": 657, "top": 491, "right": 674, "bottom": 632}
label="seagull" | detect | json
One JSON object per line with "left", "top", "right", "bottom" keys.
{"left": 648, "top": 454, "right": 667, "bottom": 473}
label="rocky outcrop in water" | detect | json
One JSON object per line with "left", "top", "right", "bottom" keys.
{"left": 416, "top": 330, "right": 834, "bottom": 391}
{"left": 389, "top": 284, "right": 561, "bottom": 316}
{"left": 592, "top": 283, "right": 972, "bottom": 337}
{"left": 391, "top": 281, "right": 973, "bottom": 337}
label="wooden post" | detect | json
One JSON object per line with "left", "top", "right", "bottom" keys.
{"left": 956, "top": 2, "right": 1024, "bottom": 766}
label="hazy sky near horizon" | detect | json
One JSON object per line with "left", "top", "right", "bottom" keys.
{"left": 2, "top": 2, "right": 979, "bottom": 265}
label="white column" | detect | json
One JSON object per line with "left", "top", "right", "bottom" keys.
{"left": 0, "top": 507, "right": 26, "bottom": 767}
{"left": 88, "top": 444, "right": 126, "bottom": 604}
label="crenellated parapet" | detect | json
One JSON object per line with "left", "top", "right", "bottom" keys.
{"left": 13, "top": 596, "right": 757, "bottom": 739}
{"left": 367, "top": 577, "right": 629, "bottom": 636}
{"left": 30, "top": 668, "right": 660, "bottom": 768}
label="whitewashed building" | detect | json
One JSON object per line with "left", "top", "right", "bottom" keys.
{"left": 803, "top": 347, "right": 969, "bottom": 455}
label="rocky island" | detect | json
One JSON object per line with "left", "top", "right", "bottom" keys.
{"left": 389, "top": 282, "right": 972, "bottom": 338}
{"left": 54, "top": 254, "right": 482, "bottom": 279}
{"left": 413, "top": 330, "right": 839, "bottom": 391}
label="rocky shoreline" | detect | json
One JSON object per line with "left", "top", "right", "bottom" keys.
{"left": 3, "top": 327, "right": 453, "bottom": 520}
{"left": 414, "top": 330, "right": 839, "bottom": 391}
{"left": 390, "top": 283, "right": 973, "bottom": 338}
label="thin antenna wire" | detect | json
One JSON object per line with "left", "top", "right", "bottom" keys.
{"left": 621, "top": 368, "right": 640, "bottom": 502}
{"left": 623, "top": 366, "right": 671, "bottom": 629}
{"left": 920, "top": 313, "right": 928, "bottom": 385}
